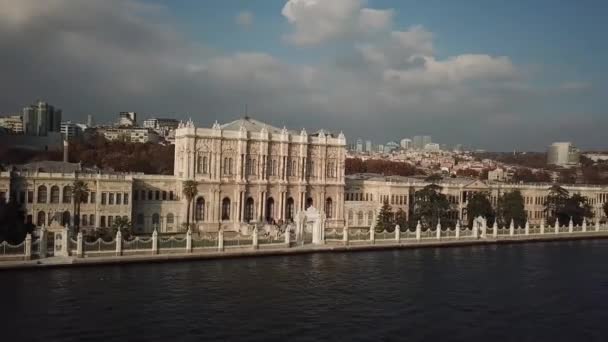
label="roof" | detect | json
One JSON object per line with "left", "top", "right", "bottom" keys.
{"left": 220, "top": 117, "right": 295, "bottom": 134}
{"left": 9, "top": 161, "right": 82, "bottom": 173}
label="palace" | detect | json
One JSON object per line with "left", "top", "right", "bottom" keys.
{"left": 1, "top": 117, "right": 608, "bottom": 234}
{"left": 0, "top": 117, "right": 347, "bottom": 233}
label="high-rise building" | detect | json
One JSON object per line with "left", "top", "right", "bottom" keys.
{"left": 355, "top": 138, "right": 363, "bottom": 152}
{"left": 412, "top": 135, "right": 432, "bottom": 150}
{"left": 21, "top": 100, "right": 62, "bottom": 136}
{"left": 118, "top": 112, "right": 137, "bottom": 127}
{"left": 547, "top": 142, "right": 580, "bottom": 167}
{"left": 87, "top": 115, "right": 94, "bottom": 127}
{"left": 365, "top": 140, "right": 372, "bottom": 153}
{"left": 400, "top": 138, "right": 412, "bottom": 150}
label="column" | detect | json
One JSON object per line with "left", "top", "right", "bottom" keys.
{"left": 218, "top": 229, "right": 224, "bottom": 251}
{"left": 77, "top": 231, "right": 83, "bottom": 257}
{"left": 152, "top": 229, "right": 158, "bottom": 254}
{"left": 261, "top": 192, "right": 267, "bottom": 223}
{"left": 24, "top": 233, "right": 32, "bottom": 260}
{"left": 115, "top": 230, "right": 122, "bottom": 256}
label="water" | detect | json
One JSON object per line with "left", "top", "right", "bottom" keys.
{"left": 3, "top": 240, "right": 608, "bottom": 341}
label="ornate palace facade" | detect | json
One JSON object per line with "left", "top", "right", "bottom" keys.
{"left": 2, "top": 118, "right": 608, "bottom": 234}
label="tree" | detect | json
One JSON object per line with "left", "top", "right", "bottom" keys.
{"left": 0, "top": 200, "right": 35, "bottom": 244}
{"left": 544, "top": 185, "right": 569, "bottom": 225}
{"left": 497, "top": 190, "right": 527, "bottom": 227}
{"left": 182, "top": 180, "right": 199, "bottom": 232}
{"left": 71, "top": 179, "right": 89, "bottom": 233}
{"left": 412, "top": 184, "right": 454, "bottom": 229}
{"left": 375, "top": 202, "right": 394, "bottom": 232}
{"left": 466, "top": 192, "right": 495, "bottom": 228}
{"left": 394, "top": 208, "right": 408, "bottom": 231}
{"left": 562, "top": 194, "right": 594, "bottom": 226}
{"left": 111, "top": 217, "right": 133, "bottom": 240}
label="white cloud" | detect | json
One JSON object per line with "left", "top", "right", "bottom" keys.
{"left": 281, "top": 0, "right": 393, "bottom": 46}
{"left": 358, "top": 8, "right": 394, "bottom": 32}
{"left": 0, "top": 0, "right": 593, "bottom": 150}
{"left": 236, "top": 10, "right": 253, "bottom": 27}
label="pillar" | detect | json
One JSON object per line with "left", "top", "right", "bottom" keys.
{"left": 554, "top": 219, "right": 559, "bottom": 234}
{"left": 509, "top": 220, "right": 514, "bottom": 236}
{"left": 596, "top": 217, "right": 600, "bottom": 232}
{"left": 473, "top": 222, "right": 479, "bottom": 239}
{"left": 582, "top": 219, "right": 587, "bottom": 233}
{"left": 456, "top": 221, "right": 461, "bottom": 239}
{"left": 492, "top": 220, "right": 497, "bottom": 238}
{"left": 285, "top": 226, "right": 291, "bottom": 246}
{"left": 77, "top": 231, "right": 84, "bottom": 258}
{"left": 481, "top": 218, "right": 487, "bottom": 239}
{"left": 218, "top": 229, "right": 224, "bottom": 251}
{"left": 395, "top": 224, "right": 400, "bottom": 242}
{"left": 152, "top": 229, "right": 158, "bottom": 254}
{"left": 39, "top": 227, "right": 47, "bottom": 258}
{"left": 186, "top": 228, "right": 192, "bottom": 253}
{"left": 525, "top": 220, "right": 530, "bottom": 236}
{"left": 24, "top": 233, "right": 32, "bottom": 260}
{"left": 115, "top": 230, "right": 122, "bottom": 256}
{"left": 60, "top": 226, "right": 69, "bottom": 257}
{"left": 369, "top": 225, "right": 375, "bottom": 244}
{"left": 343, "top": 226, "right": 349, "bottom": 246}
{"left": 416, "top": 221, "right": 421, "bottom": 241}
{"left": 568, "top": 217, "right": 573, "bottom": 234}
{"left": 252, "top": 226, "right": 259, "bottom": 250}
{"left": 436, "top": 221, "right": 441, "bottom": 240}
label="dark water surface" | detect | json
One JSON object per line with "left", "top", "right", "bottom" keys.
{"left": 3, "top": 240, "right": 608, "bottom": 341}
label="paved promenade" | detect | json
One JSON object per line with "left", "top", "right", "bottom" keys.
{"left": 2, "top": 231, "right": 608, "bottom": 270}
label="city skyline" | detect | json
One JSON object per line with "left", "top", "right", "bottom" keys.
{"left": 1, "top": 0, "right": 607, "bottom": 151}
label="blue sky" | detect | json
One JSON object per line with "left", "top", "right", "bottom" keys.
{"left": 1, "top": 0, "right": 606, "bottom": 150}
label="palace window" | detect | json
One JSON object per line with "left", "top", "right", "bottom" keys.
{"left": 90, "top": 191, "right": 96, "bottom": 203}
{"left": 196, "top": 197, "right": 205, "bottom": 221}
{"left": 245, "top": 197, "right": 255, "bottom": 222}
{"left": 50, "top": 186, "right": 60, "bottom": 203}
{"left": 116, "top": 193, "right": 122, "bottom": 205}
{"left": 63, "top": 186, "right": 72, "bottom": 203}
{"left": 325, "top": 198, "right": 333, "bottom": 219}
{"left": 221, "top": 197, "right": 231, "bottom": 221}
{"left": 124, "top": 193, "right": 129, "bottom": 205}
{"left": 37, "top": 186, "right": 47, "bottom": 203}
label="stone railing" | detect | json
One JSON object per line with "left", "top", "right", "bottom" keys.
{"left": 2, "top": 218, "right": 608, "bottom": 261}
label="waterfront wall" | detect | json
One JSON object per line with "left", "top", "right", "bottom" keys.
{"left": 2, "top": 218, "right": 608, "bottom": 261}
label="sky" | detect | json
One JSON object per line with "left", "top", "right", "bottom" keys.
{"left": 1, "top": 0, "right": 607, "bottom": 151}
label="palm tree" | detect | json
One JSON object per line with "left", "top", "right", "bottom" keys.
{"left": 71, "top": 179, "right": 89, "bottom": 234}
{"left": 182, "top": 180, "right": 198, "bottom": 232}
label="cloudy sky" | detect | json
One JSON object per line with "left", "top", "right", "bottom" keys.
{"left": 1, "top": 0, "right": 606, "bottom": 151}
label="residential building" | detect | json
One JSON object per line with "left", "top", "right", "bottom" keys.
{"left": 0, "top": 115, "right": 23, "bottom": 134}
{"left": 118, "top": 112, "right": 137, "bottom": 127}
{"left": 22, "top": 100, "right": 62, "bottom": 136}
{"left": 400, "top": 138, "right": 412, "bottom": 150}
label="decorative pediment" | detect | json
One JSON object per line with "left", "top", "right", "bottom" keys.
{"left": 464, "top": 180, "right": 489, "bottom": 189}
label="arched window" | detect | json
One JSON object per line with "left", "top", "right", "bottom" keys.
{"left": 272, "top": 160, "right": 277, "bottom": 176}
{"left": 223, "top": 158, "right": 229, "bottom": 175}
{"left": 162, "top": 191, "right": 167, "bottom": 200}
{"left": 245, "top": 197, "right": 255, "bottom": 222}
{"left": 152, "top": 213, "right": 160, "bottom": 225}
{"left": 229, "top": 158, "right": 233, "bottom": 175}
{"left": 89, "top": 214, "right": 95, "bottom": 226}
{"left": 325, "top": 198, "right": 333, "bottom": 219}
{"left": 37, "top": 185, "right": 47, "bottom": 203}
{"left": 37, "top": 211, "right": 46, "bottom": 226}
{"left": 348, "top": 210, "right": 354, "bottom": 225}
{"left": 202, "top": 156, "right": 208, "bottom": 174}
{"left": 286, "top": 197, "right": 294, "bottom": 222}
{"left": 137, "top": 214, "right": 144, "bottom": 225}
{"left": 357, "top": 211, "right": 364, "bottom": 226}
{"left": 62, "top": 211, "right": 71, "bottom": 226}
{"left": 221, "top": 197, "right": 231, "bottom": 221}
{"left": 50, "top": 186, "right": 60, "bottom": 203}
{"left": 195, "top": 197, "right": 205, "bottom": 221}
{"left": 367, "top": 211, "right": 374, "bottom": 226}
{"left": 63, "top": 186, "right": 72, "bottom": 203}
{"left": 306, "top": 197, "right": 313, "bottom": 209}
{"left": 266, "top": 197, "right": 275, "bottom": 223}
{"left": 197, "top": 154, "right": 203, "bottom": 173}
